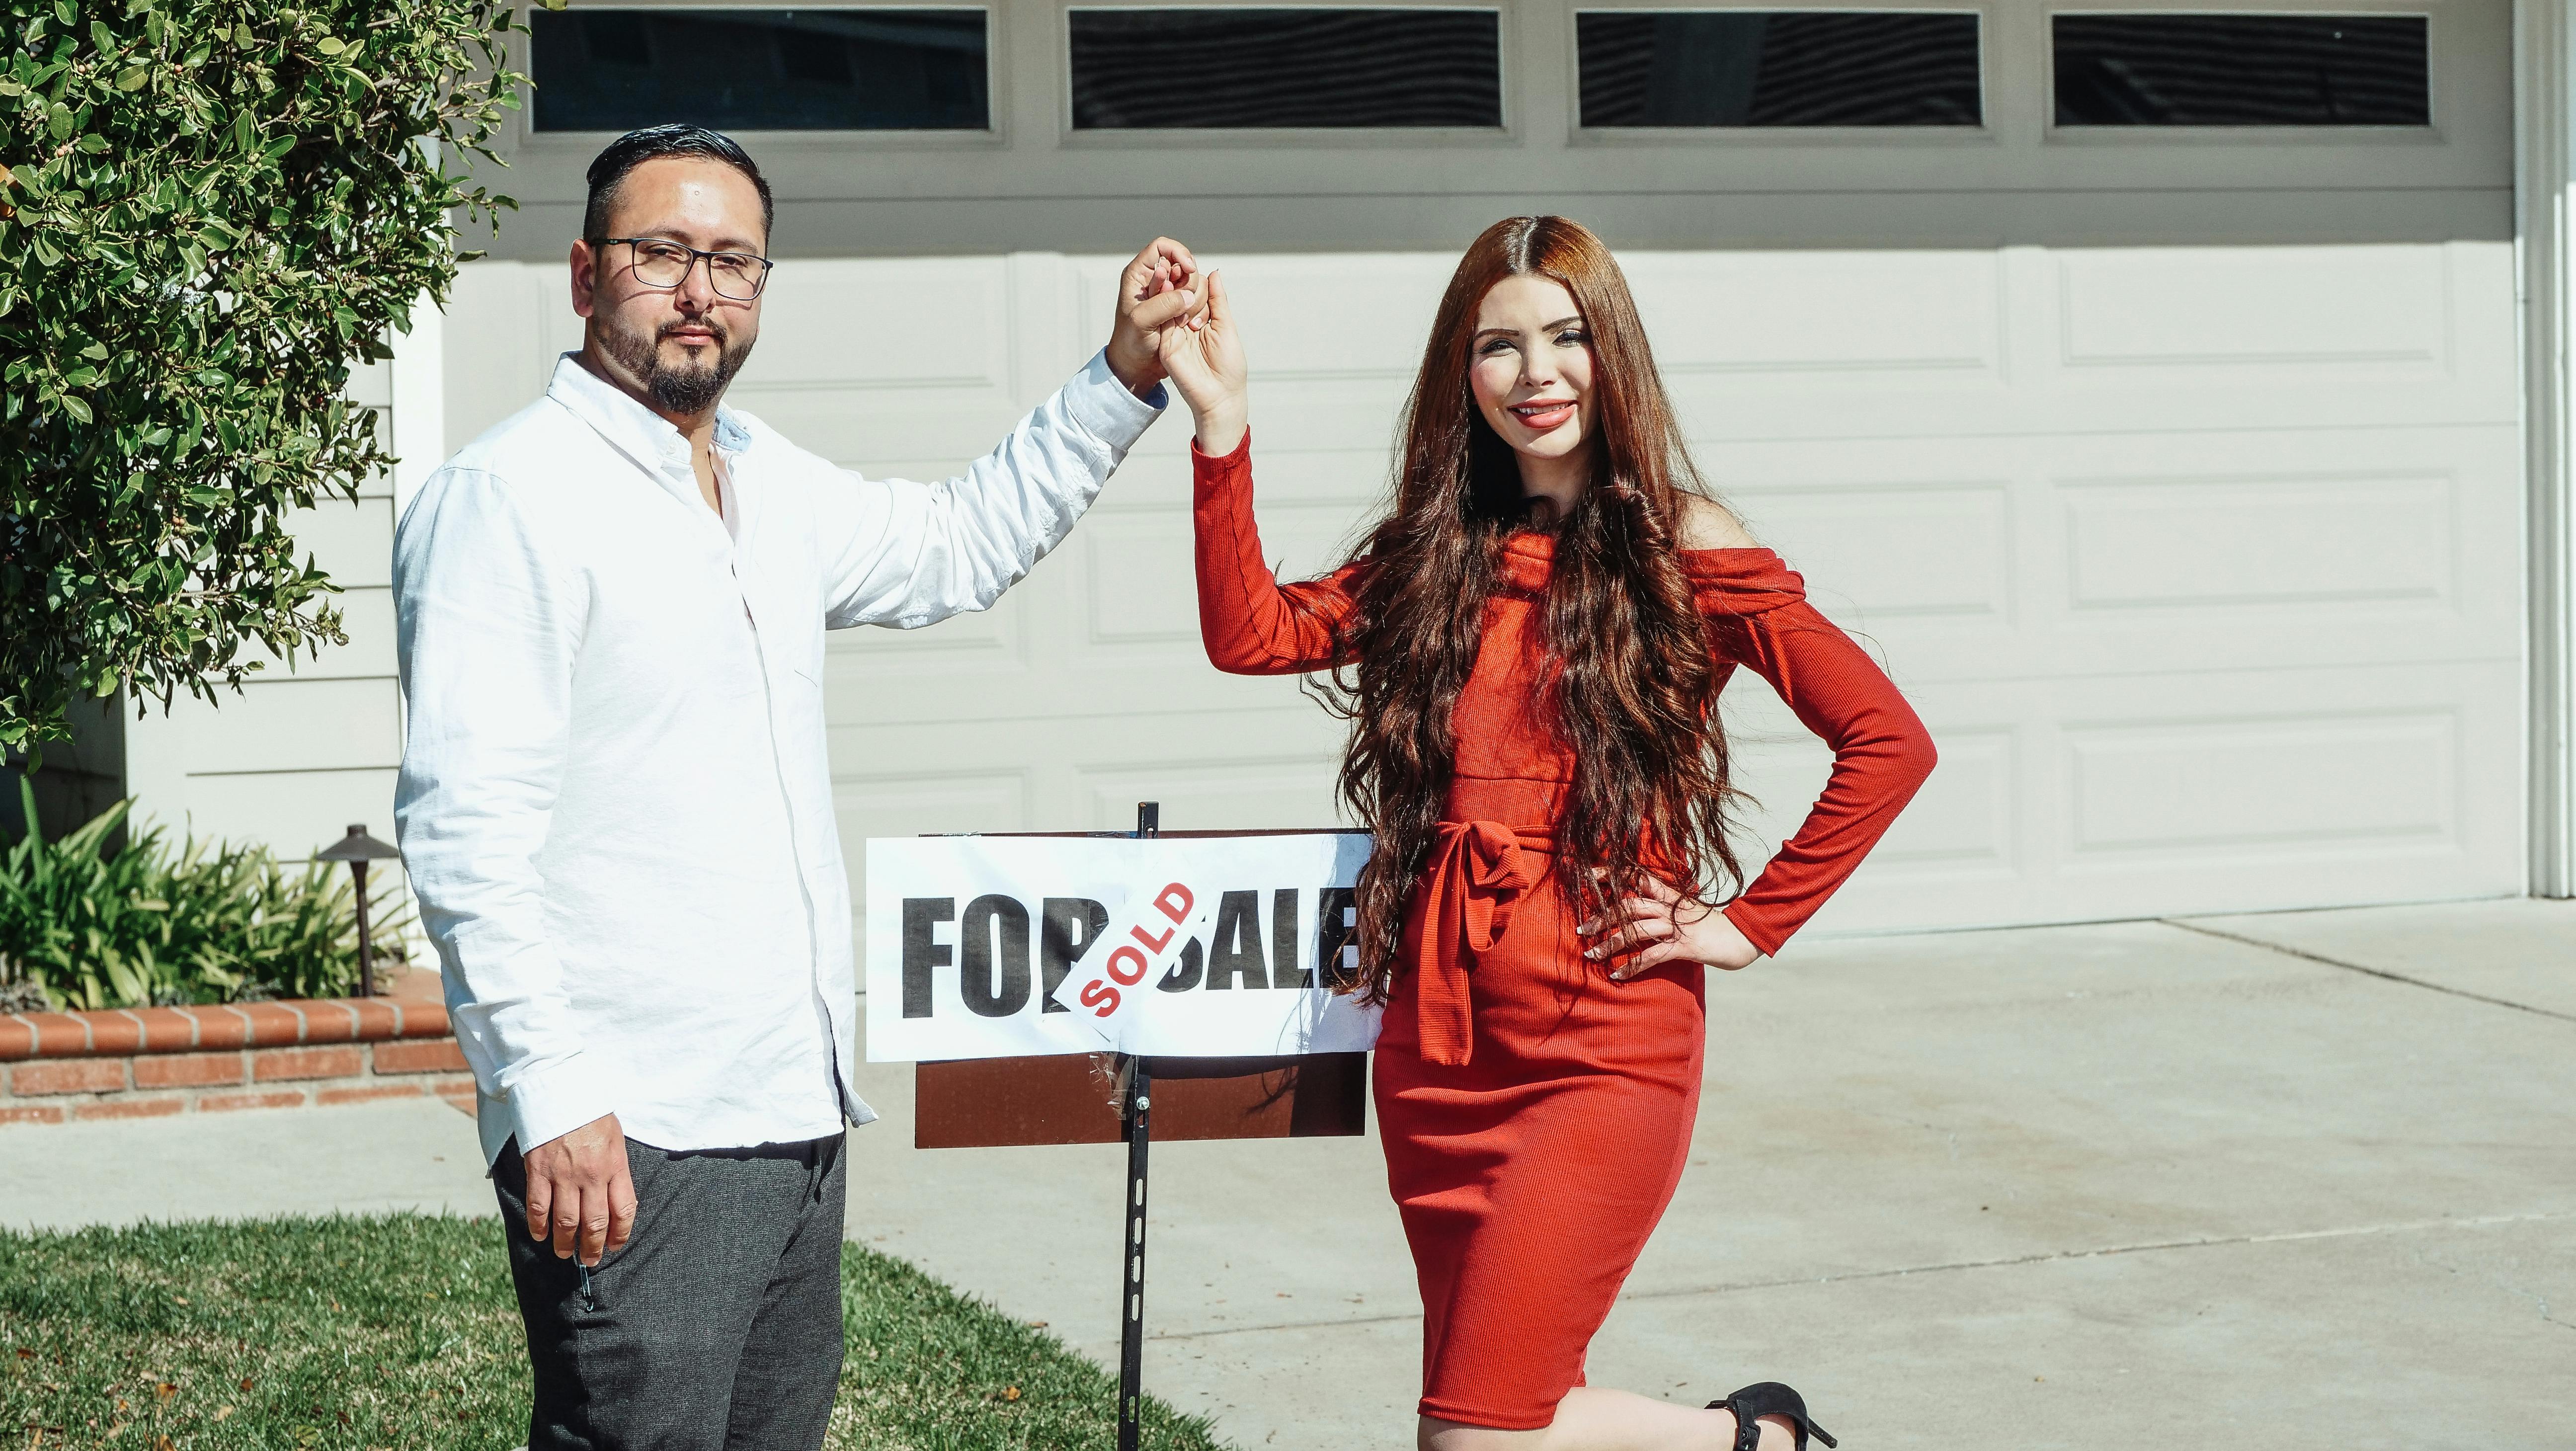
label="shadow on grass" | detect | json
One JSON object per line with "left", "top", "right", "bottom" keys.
{"left": 0, "top": 1213, "right": 1227, "bottom": 1450}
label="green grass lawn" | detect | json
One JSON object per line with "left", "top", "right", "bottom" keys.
{"left": 0, "top": 1213, "right": 1226, "bottom": 1450}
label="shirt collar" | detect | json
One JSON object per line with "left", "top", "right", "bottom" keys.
{"left": 545, "top": 352, "right": 753, "bottom": 481}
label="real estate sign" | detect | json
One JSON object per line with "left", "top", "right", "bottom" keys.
{"left": 863, "top": 832, "right": 1379, "bottom": 1061}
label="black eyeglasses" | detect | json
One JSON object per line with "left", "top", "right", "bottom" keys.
{"left": 590, "top": 236, "right": 775, "bottom": 301}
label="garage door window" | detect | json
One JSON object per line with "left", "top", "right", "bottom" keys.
{"left": 1575, "top": 10, "right": 1983, "bottom": 128}
{"left": 1067, "top": 8, "right": 1504, "bottom": 129}
{"left": 2052, "top": 12, "right": 2431, "bottom": 126}
{"left": 528, "top": 7, "right": 992, "bottom": 132}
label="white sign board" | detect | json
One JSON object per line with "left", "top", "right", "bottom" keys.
{"left": 864, "top": 833, "right": 1378, "bottom": 1062}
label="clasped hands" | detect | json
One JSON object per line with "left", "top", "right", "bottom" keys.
{"left": 1100, "top": 236, "right": 1248, "bottom": 457}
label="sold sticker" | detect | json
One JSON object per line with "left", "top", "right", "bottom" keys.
{"left": 1060, "top": 879, "right": 1214, "bottom": 1047}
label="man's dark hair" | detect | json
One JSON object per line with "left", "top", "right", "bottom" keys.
{"left": 582, "top": 124, "right": 774, "bottom": 246}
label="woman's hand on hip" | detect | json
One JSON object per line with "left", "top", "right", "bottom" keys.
{"left": 1158, "top": 269, "right": 1249, "bottom": 455}
{"left": 1577, "top": 876, "right": 1763, "bottom": 976}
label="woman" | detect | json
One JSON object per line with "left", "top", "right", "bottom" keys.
{"left": 1156, "top": 217, "right": 1935, "bottom": 1451}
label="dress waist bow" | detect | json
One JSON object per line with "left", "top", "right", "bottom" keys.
{"left": 1411, "top": 820, "right": 1554, "bottom": 1067}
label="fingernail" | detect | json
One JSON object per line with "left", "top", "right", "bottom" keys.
{"left": 1583, "top": 947, "right": 1599, "bottom": 959}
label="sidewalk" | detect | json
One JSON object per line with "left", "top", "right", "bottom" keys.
{"left": 5, "top": 899, "right": 2570, "bottom": 1449}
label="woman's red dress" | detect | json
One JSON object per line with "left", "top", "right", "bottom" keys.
{"left": 1192, "top": 436, "right": 1937, "bottom": 1430}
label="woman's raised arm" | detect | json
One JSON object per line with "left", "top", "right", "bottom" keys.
{"left": 1164, "top": 270, "right": 1364, "bottom": 674}
{"left": 1193, "top": 436, "right": 1365, "bottom": 675}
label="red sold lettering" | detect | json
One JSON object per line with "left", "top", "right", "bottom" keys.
{"left": 1155, "top": 883, "right": 1195, "bottom": 923}
{"left": 1129, "top": 921, "right": 1175, "bottom": 954}
{"left": 1107, "top": 945, "right": 1148, "bottom": 986}
{"left": 1079, "top": 979, "right": 1122, "bottom": 1017}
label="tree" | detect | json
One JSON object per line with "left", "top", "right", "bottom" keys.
{"left": 0, "top": 0, "right": 523, "bottom": 749}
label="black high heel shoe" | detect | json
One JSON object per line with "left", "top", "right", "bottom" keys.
{"left": 1707, "top": 1381, "right": 1837, "bottom": 1451}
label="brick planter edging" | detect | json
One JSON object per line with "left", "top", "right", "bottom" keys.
{"left": 0, "top": 997, "right": 474, "bottom": 1125}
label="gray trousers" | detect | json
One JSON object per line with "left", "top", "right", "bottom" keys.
{"left": 492, "top": 1131, "right": 848, "bottom": 1451}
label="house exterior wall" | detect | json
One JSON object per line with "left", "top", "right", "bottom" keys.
{"left": 63, "top": 0, "right": 2564, "bottom": 933}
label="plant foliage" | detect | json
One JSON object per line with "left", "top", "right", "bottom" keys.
{"left": 0, "top": 781, "right": 409, "bottom": 1008}
{"left": 0, "top": 0, "right": 523, "bottom": 749}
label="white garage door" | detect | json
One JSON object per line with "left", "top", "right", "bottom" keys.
{"left": 446, "top": 0, "right": 2523, "bottom": 937}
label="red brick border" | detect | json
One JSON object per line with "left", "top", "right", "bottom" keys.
{"left": 0, "top": 995, "right": 476, "bottom": 1123}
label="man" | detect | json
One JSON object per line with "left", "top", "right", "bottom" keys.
{"left": 392, "top": 123, "right": 1200, "bottom": 1448}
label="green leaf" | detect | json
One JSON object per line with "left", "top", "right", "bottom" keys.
{"left": 0, "top": 0, "right": 530, "bottom": 751}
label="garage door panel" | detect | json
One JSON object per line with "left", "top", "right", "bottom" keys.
{"left": 742, "top": 258, "right": 1013, "bottom": 393}
{"left": 1078, "top": 501, "right": 1361, "bottom": 650}
{"left": 729, "top": 391, "right": 1032, "bottom": 467}
{"left": 833, "top": 766, "right": 1034, "bottom": 841}
{"left": 2028, "top": 425, "right": 2520, "bottom": 679}
{"left": 1085, "top": 510, "right": 1203, "bottom": 646}
{"left": 2059, "top": 472, "right": 2456, "bottom": 614}
{"left": 1724, "top": 477, "right": 2017, "bottom": 628}
{"left": 1075, "top": 757, "right": 1347, "bottom": 833}
{"left": 1626, "top": 249, "right": 2004, "bottom": 378}
{"left": 2050, "top": 245, "right": 2449, "bottom": 374}
{"left": 825, "top": 593, "right": 1024, "bottom": 672}
{"left": 2066, "top": 710, "right": 2457, "bottom": 858}
{"left": 1725, "top": 713, "right": 2022, "bottom": 885}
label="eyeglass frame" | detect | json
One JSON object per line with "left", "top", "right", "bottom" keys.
{"left": 586, "top": 236, "right": 777, "bottom": 302}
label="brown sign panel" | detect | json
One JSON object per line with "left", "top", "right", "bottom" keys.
{"left": 914, "top": 1051, "right": 1368, "bottom": 1149}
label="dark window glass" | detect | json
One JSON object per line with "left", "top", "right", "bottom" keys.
{"left": 1068, "top": 8, "right": 1502, "bottom": 129}
{"left": 1577, "top": 10, "right": 1982, "bottom": 127}
{"left": 529, "top": 8, "right": 990, "bottom": 132}
{"left": 2053, "top": 13, "right": 2430, "bottom": 126}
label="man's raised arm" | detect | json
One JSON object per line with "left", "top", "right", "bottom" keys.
{"left": 820, "top": 237, "right": 1204, "bottom": 628}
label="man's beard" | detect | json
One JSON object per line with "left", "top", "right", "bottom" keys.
{"left": 596, "top": 314, "right": 754, "bottom": 415}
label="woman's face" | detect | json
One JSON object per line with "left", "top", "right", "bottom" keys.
{"left": 1467, "top": 274, "right": 1598, "bottom": 474}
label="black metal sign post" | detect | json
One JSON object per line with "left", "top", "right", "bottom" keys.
{"left": 909, "top": 800, "right": 1368, "bottom": 1450}
{"left": 1116, "top": 800, "right": 1158, "bottom": 1451}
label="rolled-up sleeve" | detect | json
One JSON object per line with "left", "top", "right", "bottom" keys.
{"left": 393, "top": 467, "right": 613, "bottom": 1152}
{"left": 819, "top": 349, "right": 1164, "bottom": 629}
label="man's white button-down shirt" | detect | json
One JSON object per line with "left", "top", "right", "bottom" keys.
{"left": 395, "top": 350, "right": 1163, "bottom": 1164}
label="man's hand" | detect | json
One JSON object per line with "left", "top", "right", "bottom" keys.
{"left": 1106, "top": 237, "right": 1204, "bottom": 399}
{"left": 523, "top": 1112, "right": 637, "bottom": 1267}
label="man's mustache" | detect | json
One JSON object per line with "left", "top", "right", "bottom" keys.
{"left": 659, "top": 320, "right": 728, "bottom": 348}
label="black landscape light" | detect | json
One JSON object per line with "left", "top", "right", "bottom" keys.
{"left": 317, "top": 824, "right": 402, "bottom": 998}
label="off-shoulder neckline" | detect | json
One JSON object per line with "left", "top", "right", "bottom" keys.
{"left": 1499, "top": 531, "right": 1783, "bottom": 562}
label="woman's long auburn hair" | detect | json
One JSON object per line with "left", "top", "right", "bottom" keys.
{"left": 1307, "top": 215, "right": 1749, "bottom": 999}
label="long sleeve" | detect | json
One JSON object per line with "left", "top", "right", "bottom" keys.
{"left": 819, "top": 349, "right": 1164, "bottom": 629}
{"left": 1703, "top": 573, "right": 1937, "bottom": 956}
{"left": 393, "top": 467, "right": 612, "bottom": 1152}
{"left": 1193, "top": 432, "right": 1367, "bottom": 674}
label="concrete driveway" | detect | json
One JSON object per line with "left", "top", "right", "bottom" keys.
{"left": 842, "top": 899, "right": 2576, "bottom": 1450}
{"left": 6, "top": 898, "right": 2570, "bottom": 1449}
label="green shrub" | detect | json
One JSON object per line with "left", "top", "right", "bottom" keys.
{"left": 0, "top": 781, "right": 408, "bottom": 1009}
{"left": 0, "top": 0, "right": 523, "bottom": 749}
